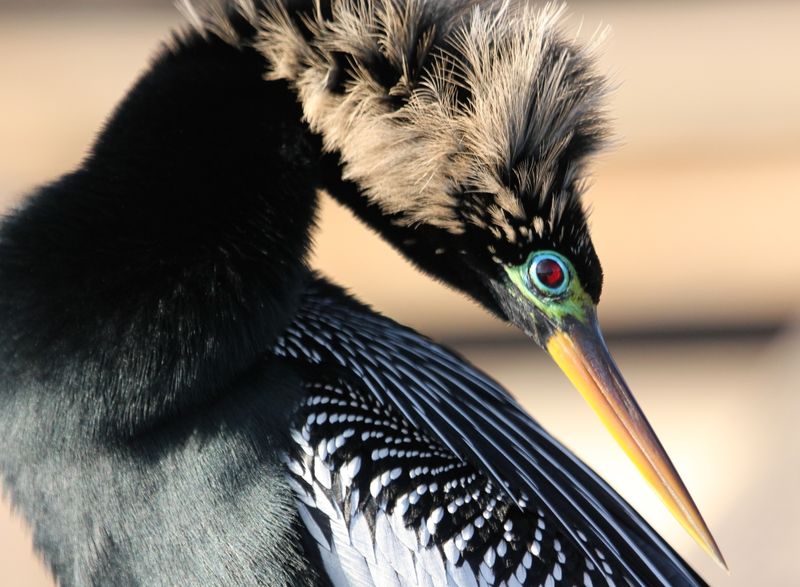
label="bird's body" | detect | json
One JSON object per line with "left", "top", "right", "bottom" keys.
{"left": 0, "top": 1, "right": 719, "bottom": 585}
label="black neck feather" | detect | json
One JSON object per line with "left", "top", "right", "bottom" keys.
{"left": 0, "top": 22, "right": 501, "bottom": 439}
{"left": 319, "top": 152, "right": 507, "bottom": 319}
{"left": 0, "top": 32, "right": 322, "bottom": 437}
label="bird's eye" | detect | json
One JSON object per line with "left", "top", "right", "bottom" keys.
{"left": 528, "top": 252, "right": 569, "bottom": 296}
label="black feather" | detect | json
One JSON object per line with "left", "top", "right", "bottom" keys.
{"left": 0, "top": 32, "right": 318, "bottom": 437}
{"left": 0, "top": 29, "right": 324, "bottom": 585}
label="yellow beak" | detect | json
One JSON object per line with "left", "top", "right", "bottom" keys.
{"left": 546, "top": 319, "right": 727, "bottom": 569}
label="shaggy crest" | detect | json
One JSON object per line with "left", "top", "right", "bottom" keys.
{"left": 182, "top": 0, "right": 608, "bottom": 255}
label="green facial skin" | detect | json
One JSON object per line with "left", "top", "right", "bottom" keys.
{"left": 504, "top": 251, "right": 593, "bottom": 326}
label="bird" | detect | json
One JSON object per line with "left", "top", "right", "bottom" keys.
{"left": 0, "top": 0, "right": 725, "bottom": 585}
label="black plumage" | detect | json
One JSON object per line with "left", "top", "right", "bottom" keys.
{"left": 0, "top": 1, "right": 716, "bottom": 585}
{"left": 1, "top": 31, "right": 324, "bottom": 585}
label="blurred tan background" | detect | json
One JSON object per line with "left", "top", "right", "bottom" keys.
{"left": 1, "top": 1, "right": 798, "bottom": 585}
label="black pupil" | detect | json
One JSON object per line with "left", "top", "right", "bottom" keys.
{"left": 536, "top": 258, "right": 564, "bottom": 289}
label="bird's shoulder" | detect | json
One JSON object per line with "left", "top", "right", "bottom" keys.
{"left": 271, "top": 277, "right": 707, "bottom": 587}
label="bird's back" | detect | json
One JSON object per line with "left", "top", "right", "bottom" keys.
{"left": 273, "top": 278, "right": 707, "bottom": 586}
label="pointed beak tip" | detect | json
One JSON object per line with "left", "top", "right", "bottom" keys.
{"left": 707, "top": 539, "right": 729, "bottom": 572}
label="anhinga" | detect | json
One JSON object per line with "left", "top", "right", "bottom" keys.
{"left": 0, "top": 1, "right": 724, "bottom": 585}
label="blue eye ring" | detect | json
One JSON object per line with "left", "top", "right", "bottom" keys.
{"left": 527, "top": 252, "right": 570, "bottom": 297}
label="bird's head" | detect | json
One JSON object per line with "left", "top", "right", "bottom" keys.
{"left": 240, "top": 0, "right": 723, "bottom": 566}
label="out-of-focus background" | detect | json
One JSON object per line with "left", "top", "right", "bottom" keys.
{"left": 1, "top": 0, "right": 798, "bottom": 585}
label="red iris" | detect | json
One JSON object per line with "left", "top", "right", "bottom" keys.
{"left": 535, "top": 258, "right": 565, "bottom": 289}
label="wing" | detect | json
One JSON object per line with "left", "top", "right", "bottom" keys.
{"left": 274, "top": 278, "right": 706, "bottom": 587}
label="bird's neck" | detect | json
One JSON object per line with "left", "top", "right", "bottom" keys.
{"left": 0, "top": 32, "right": 330, "bottom": 438}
